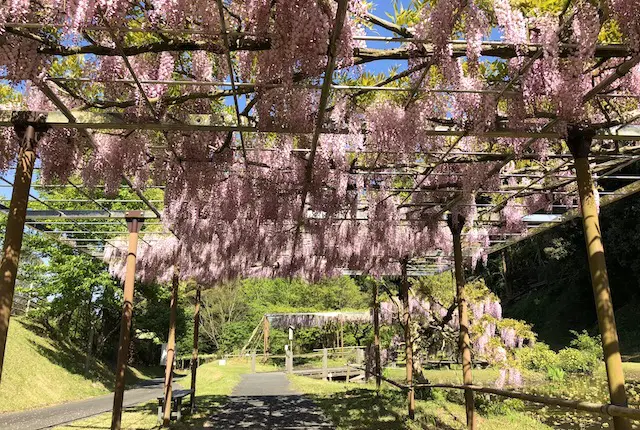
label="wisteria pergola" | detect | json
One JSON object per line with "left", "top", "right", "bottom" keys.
{"left": 2, "top": 0, "right": 640, "bottom": 429}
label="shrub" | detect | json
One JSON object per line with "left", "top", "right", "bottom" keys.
{"left": 444, "top": 389, "right": 465, "bottom": 405}
{"left": 557, "top": 347, "right": 598, "bottom": 374}
{"left": 429, "top": 388, "right": 446, "bottom": 402}
{"left": 476, "top": 394, "right": 525, "bottom": 416}
{"left": 546, "top": 366, "right": 566, "bottom": 382}
{"left": 569, "top": 330, "right": 603, "bottom": 359}
{"left": 516, "top": 342, "right": 558, "bottom": 371}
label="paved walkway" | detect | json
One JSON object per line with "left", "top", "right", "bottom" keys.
{"left": 206, "top": 372, "right": 334, "bottom": 429}
{"left": 0, "top": 378, "right": 173, "bottom": 430}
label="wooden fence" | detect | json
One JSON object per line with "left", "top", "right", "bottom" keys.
{"left": 351, "top": 365, "right": 640, "bottom": 421}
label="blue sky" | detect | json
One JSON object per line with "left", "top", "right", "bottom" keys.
{"left": 361, "top": 1, "right": 410, "bottom": 76}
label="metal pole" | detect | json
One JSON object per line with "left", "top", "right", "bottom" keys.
{"left": 0, "top": 123, "right": 38, "bottom": 383}
{"left": 449, "top": 214, "right": 476, "bottom": 430}
{"left": 400, "top": 259, "right": 415, "bottom": 420}
{"left": 372, "top": 280, "right": 382, "bottom": 391}
{"left": 288, "top": 326, "right": 293, "bottom": 373}
{"left": 190, "top": 285, "right": 201, "bottom": 414}
{"left": 162, "top": 268, "right": 179, "bottom": 426}
{"left": 111, "top": 213, "right": 143, "bottom": 430}
{"left": 340, "top": 317, "right": 344, "bottom": 353}
{"left": 263, "top": 316, "right": 269, "bottom": 359}
{"left": 568, "top": 127, "right": 631, "bottom": 430}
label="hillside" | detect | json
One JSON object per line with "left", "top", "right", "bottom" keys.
{"left": 483, "top": 190, "right": 640, "bottom": 355}
{"left": 0, "top": 318, "right": 152, "bottom": 413}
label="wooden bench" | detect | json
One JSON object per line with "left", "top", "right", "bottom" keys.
{"left": 157, "top": 389, "right": 194, "bottom": 422}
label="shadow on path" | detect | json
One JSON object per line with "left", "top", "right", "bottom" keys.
{"left": 207, "top": 395, "right": 333, "bottom": 429}
{"left": 206, "top": 372, "right": 333, "bottom": 429}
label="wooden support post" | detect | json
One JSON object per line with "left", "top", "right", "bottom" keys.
{"left": 322, "top": 348, "right": 328, "bottom": 380}
{"left": 162, "top": 269, "right": 179, "bottom": 427}
{"left": 263, "top": 316, "right": 269, "bottom": 359}
{"left": 346, "top": 363, "right": 350, "bottom": 383}
{"left": 340, "top": 317, "right": 344, "bottom": 353}
{"left": 111, "top": 213, "right": 143, "bottom": 430}
{"left": 190, "top": 285, "right": 200, "bottom": 414}
{"left": 286, "top": 349, "right": 293, "bottom": 374}
{"left": 372, "top": 280, "right": 382, "bottom": 391}
{"left": 568, "top": 127, "right": 631, "bottom": 430}
{"left": 400, "top": 259, "right": 415, "bottom": 420}
{"left": 449, "top": 214, "right": 476, "bottom": 430}
{"left": 251, "top": 351, "right": 256, "bottom": 373}
{"left": 365, "top": 345, "right": 371, "bottom": 383}
{"left": 0, "top": 121, "right": 39, "bottom": 382}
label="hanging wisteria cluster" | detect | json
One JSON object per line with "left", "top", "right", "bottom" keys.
{"left": 1, "top": 0, "right": 640, "bottom": 282}
{"left": 266, "top": 311, "right": 370, "bottom": 329}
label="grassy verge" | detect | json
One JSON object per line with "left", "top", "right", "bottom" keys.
{"left": 54, "top": 358, "right": 262, "bottom": 430}
{"left": 289, "top": 375, "right": 551, "bottom": 430}
{"left": 0, "top": 318, "right": 113, "bottom": 412}
{"left": 381, "top": 363, "right": 640, "bottom": 429}
{"left": 0, "top": 318, "right": 164, "bottom": 413}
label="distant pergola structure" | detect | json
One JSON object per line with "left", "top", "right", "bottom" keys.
{"left": 2, "top": 1, "right": 640, "bottom": 430}
{"left": 258, "top": 311, "right": 371, "bottom": 356}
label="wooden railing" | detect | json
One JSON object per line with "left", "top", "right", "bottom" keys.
{"left": 349, "top": 365, "right": 640, "bottom": 421}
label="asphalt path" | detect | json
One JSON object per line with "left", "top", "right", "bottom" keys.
{"left": 205, "top": 372, "right": 334, "bottom": 429}
{"left": 0, "top": 378, "right": 175, "bottom": 430}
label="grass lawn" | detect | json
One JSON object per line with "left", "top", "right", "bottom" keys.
{"left": 53, "top": 361, "right": 627, "bottom": 430}
{"left": 289, "top": 375, "right": 552, "bottom": 430}
{"left": 54, "top": 358, "right": 265, "bottom": 430}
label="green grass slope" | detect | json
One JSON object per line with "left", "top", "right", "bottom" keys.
{"left": 0, "top": 318, "right": 155, "bottom": 413}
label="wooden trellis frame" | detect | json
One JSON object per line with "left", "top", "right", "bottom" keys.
{"left": 1, "top": 3, "right": 640, "bottom": 430}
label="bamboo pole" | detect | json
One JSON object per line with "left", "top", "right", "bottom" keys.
{"left": 0, "top": 123, "right": 38, "bottom": 383}
{"left": 448, "top": 214, "right": 476, "bottom": 430}
{"left": 415, "top": 383, "right": 640, "bottom": 420}
{"left": 263, "top": 316, "right": 270, "bottom": 358}
{"left": 162, "top": 269, "right": 179, "bottom": 426}
{"left": 400, "top": 259, "right": 415, "bottom": 420}
{"left": 111, "top": 213, "right": 143, "bottom": 430}
{"left": 372, "top": 280, "right": 382, "bottom": 391}
{"left": 361, "top": 363, "right": 640, "bottom": 421}
{"left": 568, "top": 127, "right": 631, "bottom": 430}
{"left": 190, "top": 285, "right": 200, "bottom": 414}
